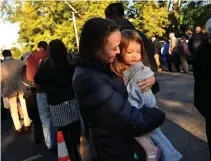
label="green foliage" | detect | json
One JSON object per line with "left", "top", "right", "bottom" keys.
{"left": 1, "top": 1, "right": 118, "bottom": 52}
{"left": 10, "top": 47, "right": 22, "bottom": 59}
{"left": 128, "top": 1, "right": 169, "bottom": 38}
{"left": 180, "top": 1, "right": 211, "bottom": 30}
{"left": 1, "top": 0, "right": 210, "bottom": 50}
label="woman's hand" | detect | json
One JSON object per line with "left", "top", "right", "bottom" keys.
{"left": 137, "top": 76, "right": 155, "bottom": 92}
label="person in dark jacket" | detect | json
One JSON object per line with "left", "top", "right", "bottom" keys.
{"left": 162, "top": 39, "right": 170, "bottom": 65}
{"left": 34, "top": 39, "right": 81, "bottom": 160}
{"left": 192, "top": 18, "right": 211, "bottom": 159}
{"left": 105, "top": 2, "right": 157, "bottom": 73}
{"left": 105, "top": 2, "right": 160, "bottom": 95}
{"left": 178, "top": 36, "right": 190, "bottom": 73}
{"left": 20, "top": 59, "right": 44, "bottom": 143}
{"left": 27, "top": 41, "right": 56, "bottom": 151}
{"left": 188, "top": 26, "right": 206, "bottom": 57}
{"left": 72, "top": 17, "right": 165, "bottom": 161}
{"left": 151, "top": 37, "right": 162, "bottom": 71}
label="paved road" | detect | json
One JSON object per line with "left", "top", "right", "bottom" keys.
{"left": 156, "top": 72, "right": 209, "bottom": 161}
{"left": 1, "top": 72, "right": 210, "bottom": 161}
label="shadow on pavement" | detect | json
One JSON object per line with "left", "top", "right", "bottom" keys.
{"left": 1, "top": 117, "right": 210, "bottom": 161}
{"left": 1, "top": 119, "right": 57, "bottom": 161}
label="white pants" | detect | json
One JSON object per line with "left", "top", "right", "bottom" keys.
{"left": 8, "top": 93, "right": 31, "bottom": 130}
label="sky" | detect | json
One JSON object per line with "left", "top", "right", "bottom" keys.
{"left": 0, "top": 19, "right": 19, "bottom": 49}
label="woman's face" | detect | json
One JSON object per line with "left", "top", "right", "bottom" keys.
{"left": 100, "top": 31, "right": 121, "bottom": 63}
{"left": 122, "top": 41, "right": 142, "bottom": 65}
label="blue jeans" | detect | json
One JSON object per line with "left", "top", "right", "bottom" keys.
{"left": 36, "top": 93, "right": 56, "bottom": 149}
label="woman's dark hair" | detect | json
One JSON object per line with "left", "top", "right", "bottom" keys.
{"left": 79, "top": 17, "right": 119, "bottom": 61}
{"left": 48, "top": 39, "right": 69, "bottom": 68}
{"left": 2, "top": 50, "right": 12, "bottom": 57}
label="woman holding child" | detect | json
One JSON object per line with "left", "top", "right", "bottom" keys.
{"left": 73, "top": 17, "right": 180, "bottom": 161}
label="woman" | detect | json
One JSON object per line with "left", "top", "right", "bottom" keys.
{"left": 72, "top": 17, "right": 165, "bottom": 161}
{"left": 179, "top": 36, "right": 190, "bottom": 73}
{"left": 34, "top": 39, "right": 81, "bottom": 160}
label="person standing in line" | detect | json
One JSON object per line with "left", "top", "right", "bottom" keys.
{"left": 72, "top": 17, "right": 165, "bottom": 161}
{"left": 21, "top": 52, "right": 44, "bottom": 144}
{"left": 192, "top": 18, "right": 211, "bottom": 159}
{"left": 178, "top": 36, "right": 190, "bottom": 73}
{"left": 151, "top": 36, "right": 162, "bottom": 71}
{"left": 162, "top": 39, "right": 170, "bottom": 66}
{"left": 34, "top": 39, "right": 81, "bottom": 161}
{"left": 105, "top": 2, "right": 158, "bottom": 73}
{"left": 188, "top": 26, "right": 206, "bottom": 57}
{"left": 105, "top": 2, "right": 160, "bottom": 95}
{"left": 168, "top": 32, "right": 178, "bottom": 72}
{"left": 1, "top": 50, "right": 31, "bottom": 133}
{"left": 26, "top": 41, "right": 56, "bottom": 151}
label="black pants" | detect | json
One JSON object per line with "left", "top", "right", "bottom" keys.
{"left": 180, "top": 56, "right": 189, "bottom": 73}
{"left": 168, "top": 55, "right": 180, "bottom": 72}
{"left": 24, "top": 94, "right": 44, "bottom": 142}
{"left": 206, "top": 118, "right": 211, "bottom": 159}
{"left": 58, "top": 120, "right": 81, "bottom": 161}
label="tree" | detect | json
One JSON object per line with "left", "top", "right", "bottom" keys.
{"left": 1, "top": 1, "right": 119, "bottom": 52}
{"left": 180, "top": 1, "right": 211, "bottom": 31}
{"left": 128, "top": 1, "right": 169, "bottom": 38}
{"left": 10, "top": 47, "right": 22, "bottom": 59}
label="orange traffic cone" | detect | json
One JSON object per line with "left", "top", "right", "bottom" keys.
{"left": 57, "top": 131, "right": 71, "bottom": 161}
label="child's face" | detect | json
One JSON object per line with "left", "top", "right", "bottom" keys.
{"left": 122, "top": 41, "right": 141, "bottom": 65}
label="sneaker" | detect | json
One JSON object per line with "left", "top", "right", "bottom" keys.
{"left": 147, "top": 146, "right": 161, "bottom": 161}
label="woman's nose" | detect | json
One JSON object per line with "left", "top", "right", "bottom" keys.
{"left": 116, "top": 47, "right": 120, "bottom": 54}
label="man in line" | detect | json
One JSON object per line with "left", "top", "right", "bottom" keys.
{"left": 105, "top": 2, "right": 160, "bottom": 95}
{"left": 168, "top": 32, "right": 179, "bottom": 72}
{"left": 105, "top": 2, "right": 158, "bottom": 73}
{"left": 151, "top": 36, "right": 162, "bottom": 71}
{"left": 188, "top": 26, "right": 206, "bottom": 57}
{"left": 26, "top": 41, "right": 56, "bottom": 152}
{"left": 192, "top": 18, "right": 211, "bottom": 159}
{"left": 1, "top": 50, "right": 31, "bottom": 133}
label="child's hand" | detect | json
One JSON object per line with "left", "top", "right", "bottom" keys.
{"left": 137, "top": 76, "right": 155, "bottom": 92}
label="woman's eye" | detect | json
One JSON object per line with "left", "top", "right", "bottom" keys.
{"left": 127, "top": 52, "right": 132, "bottom": 54}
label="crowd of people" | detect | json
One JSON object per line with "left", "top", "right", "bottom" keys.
{"left": 1, "top": 2, "right": 211, "bottom": 161}
{"left": 151, "top": 25, "right": 207, "bottom": 74}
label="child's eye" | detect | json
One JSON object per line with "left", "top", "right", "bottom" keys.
{"left": 127, "top": 52, "right": 132, "bottom": 54}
